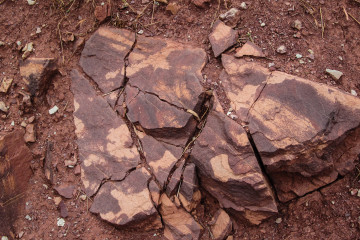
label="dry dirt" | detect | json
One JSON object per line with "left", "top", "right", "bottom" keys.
{"left": 1, "top": 0, "right": 360, "bottom": 239}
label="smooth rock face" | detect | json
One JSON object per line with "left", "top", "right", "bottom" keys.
{"left": 127, "top": 35, "right": 205, "bottom": 111}
{"left": 71, "top": 70, "right": 139, "bottom": 197}
{"left": 0, "top": 130, "right": 33, "bottom": 234}
{"left": 209, "top": 209, "right": 232, "bottom": 240}
{"left": 191, "top": 109, "right": 277, "bottom": 224}
{"left": 90, "top": 168, "right": 162, "bottom": 229}
{"left": 80, "top": 27, "right": 135, "bottom": 93}
{"left": 160, "top": 194, "right": 202, "bottom": 240}
{"left": 19, "top": 58, "right": 57, "bottom": 97}
{"left": 209, "top": 20, "right": 237, "bottom": 57}
{"left": 221, "top": 55, "right": 360, "bottom": 202}
{"left": 179, "top": 163, "right": 201, "bottom": 212}
{"left": 235, "top": 41, "right": 265, "bottom": 58}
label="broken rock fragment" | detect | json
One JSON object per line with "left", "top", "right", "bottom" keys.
{"left": 191, "top": 108, "right": 277, "bottom": 224}
{"left": 20, "top": 58, "right": 57, "bottom": 97}
{"left": 80, "top": 27, "right": 135, "bottom": 93}
{"left": 90, "top": 167, "right": 162, "bottom": 229}
{"left": 71, "top": 70, "right": 139, "bottom": 197}
{"left": 54, "top": 184, "right": 76, "bottom": 199}
{"left": 209, "top": 20, "right": 237, "bottom": 57}
{"left": 221, "top": 55, "right": 360, "bottom": 202}
{"left": 209, "top": 209, "right": 232, "bottom": 240}
{"left": 235, "top": 41, "right": 265, "bottom": 58}
{"left": 160, "top": 194, "right": 202, "bottom": 240}
{"left": 179, "top": 163, "right": 201, "bottom": 212}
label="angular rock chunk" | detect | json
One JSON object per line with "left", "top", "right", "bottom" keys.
{"left": 235, "top": 41, "right": 265, "bottom": 58}
{"left": 166, "top": 159, "right": 185, "bottom": 197}
{"left": 247, "top": 70, "right": 360, "bottom": 202}
{"left": 80, "top": 27, "right": 135, "bottom": 93}
{"left": 179, "top": 163, "right": 201, "bottom": 212}
{"left": 160, "top": 194, "right": 202, "bottom": 240}
{"left": 20, "top": 58, "right": 57, "bottom": 97}
{"left": 190, "top": 110, "right": 277, "bottom": 224}
{"left": 127, "top": 36, "right": 205, "bottom": 111}
{"left": 139, "top": 132, "right": 182, "bottom": 188}
{"left": 209, "top": 209, "right": 232, "bottom": 240}
{"left": 221, "top": 56, "right": 360, "bottom": 202}
{"left": 149, "top": 180, "right": 161, "bottom": 206}
{"left": 126, "top": 85, "right": 196, "bottom": 145}
{"left": 209, "top": 20, "right": 237, "bottom": 57}
{"left": 71, "top": 70, "right": 139, "bottom": 197}
{"left": 220, "top": 54, "right": 269, "bottom": 121}
{"left": 0, "top": 77, "right": 13, "bottom": 93}
{"left": 0, "top": 130, "right": 33, "bottom": 234}
{"left": 54, "top": 184, "right": 76, "bottom": 199}
{"left": 90, "top": 168, "right": 162, "bottom": 230}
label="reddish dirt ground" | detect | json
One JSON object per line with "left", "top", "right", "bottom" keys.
{"left": 1, "top": 0, "right": 360, "bottom": 239}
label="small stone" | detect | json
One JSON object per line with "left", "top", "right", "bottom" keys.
{"left": 0, "top": 77, "right": 13, "bottom": 93}
{"left": 28, "top": 116, "right": 35, "bottom": 123}
{"left": 235, "top": 41, "right": 265, "bottom": 58}
{"left": 10, "top": 121, "right": 14, "bottom": 126}
{"left": 24, "top": 124, "right": 36, "bottom": 143}
{"left": 209, "top": 20, "right": 238, "bottom": 57}
{"left": 27, "top": 0, "right": 36, "bottom": 5}
{"left": 293, "top": 20, "right": 302, "bottom": 30}
{"left": 79, "top": 194, "right": 87, "bottom": 201}
{"left": 43, "top": 184, "right": 48, "bottom": 189}
{"left": 276, "top": 45, "right": 287, "bottom": 54}
{"left": 219, "top": 8, "right": 239, "bottom": 20}
{"left": 64, "top": 156, "right": 77, "bottom": 167}
{"left": 18, "top": 231, "right": 24, "bottom": 238}
{"left": 22, "top": 42, "right": 34, "bottom": 59}
{"left": 299, "top": 60, "right": 305, "bottom": 64}
{"left": 74, "top": 165, "right": 81, "bottom": 175}
{"left": 58, "top": 201, "right": 68, "bottom": 218}
{"left": 49, "top": 105, "right": 59, "bottom": 115}
{"left": 338, "top": 56, "right": 343, "bottom": 61}
{"left": 350, "top": 189, "right": 358, "bottom": 195}
{"left": 57, "top": 218, "right": 65, "bottom": 227}
{"left": 166, "top": 2, "right": 181, "bottom": 15}
{"left": 357, "top": 190, "right": 360, "bottom": 197}
{"left": 331, "top": 201, "right": 335, "bottom": 205}
{"left": 0, "top": 41, "right": 4, "bottom": 46}
{"left": 21, "top": 121, "right": 27, "bottom": 127}
{"left": 326, "top": 69, "right": 343, "bottom": 81}
{"left": 138, "top": 30, "right": 144, "bottom": 35}
{"left": 16, "top": 41, "right": 21, "bottom": 46}
{"left": 296, "top": 53, "right": 302, "bottom": 59}
{"left": 0, "top": 101, "right": 8, "bottom": 113}
{"left": 351, "top": 90, "right": 357, "bottom": 96}
{"left": 275, "top": 217, "right": 282, "bottom": 224}
{"left": 240, "top": 2, "right": 247, "bottom": 9}
{"left": 54, "top": 184, "right": 76, "bottom": 199}
{"left": 36, "top": 27, "right": 41, "bottom": 34}
{"left": 1, "top": 237, "right": 9, "bottom": 240}
{"left": 260, "top": 22, "right": 266, "bottom": 27}
{"left": 268, "top": 62, "right": 275, "bottom": 68}
{"left": 53, "top": 196, "right": 62, "bottom": 206}
{"left": 25, "top": 215, "right": 32, "bottom": 221}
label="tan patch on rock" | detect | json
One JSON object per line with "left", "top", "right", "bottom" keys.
{"left": 235, "top": 41, "right": 265, "bottom": 58}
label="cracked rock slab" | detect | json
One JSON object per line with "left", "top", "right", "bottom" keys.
{"left": 235, "top": 41, "right": 265, "bottom": 58}
{"left": 80, "top": 27, "right": 135, "bottom": 93}
{"left": 90, "top": 167, "right": 162, "bottom": 229}
{"left": 209, "top": 20, "right": 238, "bottom": 57}
{"left": 221, "top": 55, "right": 360, "bottom": 202}
{"left": 179, "top": 163, "right": 201, "bottom": 212}
{"left": 71, "top": 70, "right": 140, "bottom": 197}
{"left": 190, "top": 107, "right": 277, "bottom": 224}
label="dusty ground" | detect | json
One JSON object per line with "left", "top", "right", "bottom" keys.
{"left": 1, "top": 0, "right": 360, "bottom": 239}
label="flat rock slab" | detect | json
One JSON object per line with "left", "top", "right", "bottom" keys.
{"left": 127, "top": 35, "right": 206, "bottom": 111}
{"left": 190, "top": 108, "right": 277, "bottom": 224}
{"left": 221, "top": 55, "right": 360, "bottom": 202}
{"left": 235, "top": 41, "right": 265, "bottom": 58}
{"left": 0, "top": 130, "right": 33, "bottom": 234}
{"left": 71, "top": 69, "right": 140, "bottom": 197}
{"left": 80, "top": 27, "right": 135, "bottom": 93}
{"left": 209, "top": 20, "right": 237, "bottom": 57}
{"left": 90, "top": 167, "right": 162, "bottom": 229}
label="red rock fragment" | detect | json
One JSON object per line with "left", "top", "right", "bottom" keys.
{"left": 54, "top": 184, "right": 76, "bottom": 199}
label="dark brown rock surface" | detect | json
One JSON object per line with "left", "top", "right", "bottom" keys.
{"left": 190, "top": 109, "right": 277, "bottom": 224}
{"left": 80, "top": 27, "right": 135, "bottom": 93}
{"left": 90, "top": 167, "right": 162, "bottom": 229}
{"left": 71, "top": 69, "right": 139, "bottom": 197}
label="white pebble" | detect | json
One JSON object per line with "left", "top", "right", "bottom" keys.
{"left": 351, "top": 89, "right": 357, "bottom": 96}
{"left": 49, "top": 106, "right": 59, "bottom": 115}
{"left": 57, "top": 218, "right": 65, "bottom": 227}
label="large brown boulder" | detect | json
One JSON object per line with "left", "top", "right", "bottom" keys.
{"left": 0, "top": 130, "right": 33, "bottom": 234}
{"left": 71, "top": 69, "right": 140, "bottom": 197}
{"left": 190, "top": 107, "right": 278, "bottom": 224}
{"left": 80, "top": 27, "right": 135, "bottom": 93}
{"left": 221, "top": 54, "right": 360, "bottom": 202}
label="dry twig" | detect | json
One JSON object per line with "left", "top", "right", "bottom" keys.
{"left": 348, "top": 12, "right": 360, "bottom": 26}
{"left": 320, "top": 7, "right": 324, "bottom": 38}
{"left": 343, "top": 6, "right": 349, "bottom": 21}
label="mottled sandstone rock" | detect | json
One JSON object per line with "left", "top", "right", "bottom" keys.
{"left": 209, "top": 20, "right": 237, "bottom": 57}
{"left": 235, "top": 41, "right": 265, "bottom": 58}
{"left": 191, "top": 108, "right": 277, "bottom": 224}
{"left": 221, "top": 55, "right": 360, "bottom": 201}
{"left": 209, "top": 209, "right": 232, "bottom": 240}
{"left": 160, "top": 194, "right": 202, "bottom": 240}
{"left": 71, "top": 69, "right": 139, "bottom": 197}
{"left": 179, "top": 163, "right": 201, "bottom": 212}
{"left": 90, "top": 168, "right": 162, "bottom": 229}
{"left": 80, "top": 27, "right": 135, "bottom": 93}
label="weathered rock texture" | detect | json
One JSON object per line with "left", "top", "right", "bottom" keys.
{"left": 90, "top": 168, "right": 162, "bottom": 229}
{"left": 0, "top": 130, "right": 33, "bottom": 234}
{"left": 235, "top": 41, "right": 265, "bottom": 58}
{"left": 80, "top": 27, "right": 135, "bottom": 93}
{"left": 209, "top": 209, "right": 233, "bottom": 240}
{"left": 222, "top": 54, "right": 360, "bottom": 202}
{"left": 209, "top": 20, "right": 237, "bottom": 57}
{"left": 191, "top": 107, "right": 278, "bottom": 224}
{"left": 72, "top": 69, "right": 139, "bottom": 197}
